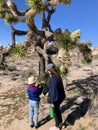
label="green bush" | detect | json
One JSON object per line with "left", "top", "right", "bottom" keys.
{"left": 37, "top": 73, "right": 49, "bottom": 84}
{"left": 12, "top": 43, "right": 27, "bottom": 58}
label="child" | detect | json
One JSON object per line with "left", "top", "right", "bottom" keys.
{"left": 27, "top": 76, "right": 43, "bottom": 129}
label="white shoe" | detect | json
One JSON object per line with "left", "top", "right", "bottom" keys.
{"left": 49, "top": 126, "right": 60, "bottom": 130}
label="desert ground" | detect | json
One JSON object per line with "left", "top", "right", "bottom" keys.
{"left": 0, "top": 50, "right": 98, "bottom": 130}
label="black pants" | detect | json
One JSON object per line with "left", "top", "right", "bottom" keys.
{"left": 54, "top": 100, "right": 63, "bottom": 127}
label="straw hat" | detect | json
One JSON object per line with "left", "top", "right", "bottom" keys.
{"left": 28, "top": 76, "right": 36, "bottom": 84}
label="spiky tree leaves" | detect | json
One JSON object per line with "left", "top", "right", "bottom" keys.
{"left": 4, "top": 13, "right": 18, "bottom": 24}
{"left": 0, "top": 0, "right": 26, "bottom": 23}
{"left": 57, "top": 29, "right": 80, "bottom": 51}
{"left": 11, "top": 43, "right": 27, "bottom": 58}
{"left": 56, "top": 29, "right": 92, "bottom": 75}
{"left": 0, "top": 0, "right": 7, "bottom": 18}
{"left": 59, "top": 64, "right": 68, "bottom": 77}
{"left": 46, "top": 0, "right": 71, "bottom": 9}
{"left": 70, "top": 29, "right": 81, "bottom": 42}
{"left": 0, "top": 0, "right": 6, "bottom": 7}
{"left": 26, "top": 0, "right": 44, "bottom": 11}
{"left": 57, "top": 31, "right": 72, "bottom": 51}
{"left": 78, "top": 42, "right": 92, "bottom": 64}
{"left": 37, "top": 72, "right": 49, "bottom": 84}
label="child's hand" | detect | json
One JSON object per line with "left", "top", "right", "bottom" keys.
{"left": 35, "top": 82, "right": 38, "bottom": 86}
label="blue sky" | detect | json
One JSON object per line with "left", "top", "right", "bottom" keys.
{"left": 0, "top": 0, "right": 98, "bottom": 47}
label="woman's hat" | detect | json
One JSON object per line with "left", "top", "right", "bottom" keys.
{"left": 28, "top": 76, "right": 36, "bottom": 84}
{"left": 46, "top": 63, "right": 54, "bottom": 71}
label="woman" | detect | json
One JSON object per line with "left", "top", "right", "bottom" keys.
{"left": 46, "top": 63, "right": 66, "bottom": 129}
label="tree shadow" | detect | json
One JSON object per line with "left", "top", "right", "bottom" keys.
{"left": 62, "top": 74, "right": 98, "bottom": 128}
{"left": 63, "top": 98, "right": 91, "bottom": 128}
{"left": 39, "top": 114, "right": 51, "bottom": 126}
{"left": 61, "top": 95, "right": 80, "bottom": 113}
{"left": 67, "top": 74, "right": 98, "bottom": 97}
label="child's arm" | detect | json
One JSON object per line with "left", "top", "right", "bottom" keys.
{"left": 38, "top": 84, "right": 43, "bottom": 95}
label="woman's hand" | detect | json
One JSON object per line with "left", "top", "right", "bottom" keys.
{"left": 50, "top": 104, "right": 54, "bottom": 107}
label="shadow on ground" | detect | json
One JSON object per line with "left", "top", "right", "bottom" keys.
{"left": 67, "top": 74, "right": 98, "bottom": 97}
{"left": 63, "top": 98, "right": 91, "bottom": 128}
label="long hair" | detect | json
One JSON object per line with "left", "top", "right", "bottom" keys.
{"left": 49, "top": 66, "right": 61, "bottom": 78}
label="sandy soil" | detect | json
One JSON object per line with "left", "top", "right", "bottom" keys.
{"left": 0, "top": 54, "right": 98, "bottom": 130}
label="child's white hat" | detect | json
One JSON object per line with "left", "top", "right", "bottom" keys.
{"left": 28, "top": 76, "right": 36, "bottom": 84}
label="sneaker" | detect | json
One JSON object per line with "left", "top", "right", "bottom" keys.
{"left": 35, "top": 125, "right": 39, "bottom": 129}
{"left": 30, "top": 124, "right": 34, "bottom": 128}
{"left": 59, "top": 123, "right": 65, "bottom": 129}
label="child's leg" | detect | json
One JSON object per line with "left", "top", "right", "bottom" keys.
{"left": 33, "top": 101, "right": 39, "bottom": 126}
{"left": 29, "top": 100, "right": 34, "bottom": 126}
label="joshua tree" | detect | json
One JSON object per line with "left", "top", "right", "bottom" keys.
{"left": 0, "top": 0, "right": 92, "bottom": 75}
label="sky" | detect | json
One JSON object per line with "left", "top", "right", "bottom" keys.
{"left": 0, "top": 0, "right": 98, "bottom": 47}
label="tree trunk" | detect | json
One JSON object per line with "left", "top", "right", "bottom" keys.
{"left": 11, "top": 32, "right": 15, "bottom": 46}
{"left": 0, "top": 50, "right": 10, "bottom": 66}
{"left": 39, "top": 55, "right": 45, "bottom": 75}
{"left": 11, "top": 26, "right": 27, "bottom": 47}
